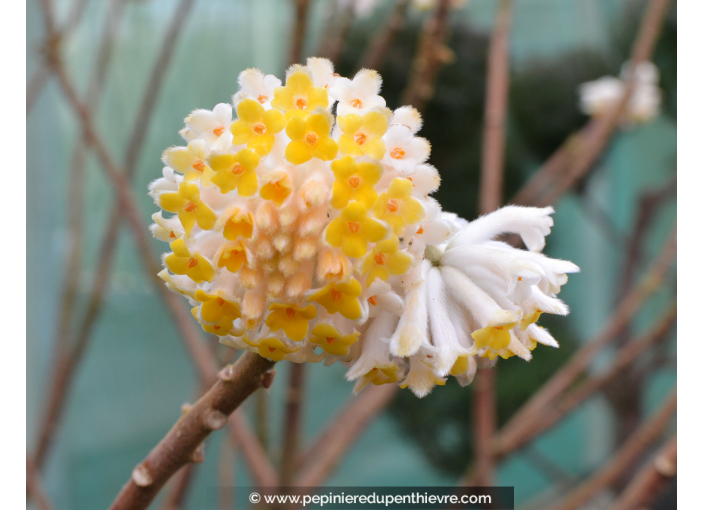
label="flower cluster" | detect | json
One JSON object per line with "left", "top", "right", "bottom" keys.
{"left": 150, "top": 58, "right": 579, "bottom": 397}
{"left": 579, "top": 61, "right": 662, "bottom": 125}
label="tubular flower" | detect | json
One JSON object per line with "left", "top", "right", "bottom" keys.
{"left": 209, "top": 149, "right": 260, "bottom": 195}
{"left": 151, "top": 58, "right": 579, "bottom": 398}
{"left": 360, "top": 234, "right": 413, "bottom": 286}
{"left": 271, "top": 66, "right": 329, "bottom": 119}
{"left": 309, "top": 323, "right": 360, "bottom": 356}
{"left": 265, "top": 303, "right": 317, "bottom": 341}
{"left": 330, "top": 156, "right": 382, "bottom": 210}
{"left": 164, "top": 238, "right": 215, "bottom": 283}
{"left": 162, "top": 140, "right": 215, "bottom": 186}
{"left": 373, "top": 178, "right": 424, "bottom": 236}
{"left": 308, "top": 279, "right": 363, "bottom": 320}
{"left": 325, "top": 201, "right": 387, "bottom": 258}
{"left": 159, "top": 182, "right": 216, "bottom": 235}
{"left": 336, "top": 109, "right": 390, "bottom": 160}
{"left": 230, "top": 98, "right": 286, "bottom": 156}
{"left": 285, "top": 108, "right": 338, "bottom": 164}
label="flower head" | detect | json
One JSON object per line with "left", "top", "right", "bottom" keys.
{"left": 285, "top": 108, "right": 338, "bottom": 164}
{"left": 325, "top": 201, "right": 387, "bottom": 258}
{"left": 230, "top": 98, "right": 286, "bottom": 156}
{"left": 209, "top": 149, "right": 260, "bottom": 195}
{"left": 271, "top": 66, "right": 329, "bottom": 118}
{"left": 159, "top": 182, "right": 216, "bottom": 235}
{"left": 372, "top": 178, "right": 425, "bottom": 236}
{"left": 336, "top": 109, "right": 390, "bottom": 160}
{"left": 330, "top": 156, "right": 383, "bottom": 210}
{"left": 265, "top": 303, "right": 317, "bottom": 341}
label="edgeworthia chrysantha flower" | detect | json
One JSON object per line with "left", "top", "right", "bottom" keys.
{"left": 149, "top": 58, "right": 579, "bottom": 397}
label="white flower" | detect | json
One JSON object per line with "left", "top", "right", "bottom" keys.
{"left": 184, "top": 103, "right": 234, "bottom": 152}
{"left": 381, "top": 124, "right": 431, "bottom": 174}
{"left": 330, "top": 69, "right": 386, "bottom": 117}
{"left": 306, "top": 57, "right": 340, "bottom": 94}
{"left": 232, "top": 68, "right": 282, "bottom": 110}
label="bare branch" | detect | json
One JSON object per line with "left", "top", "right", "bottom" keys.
{"left": 26, "top": 453, "right": 56, "bottom": 510}
{"left": 359, "top": 0, "right": 411, "bottom": 71}
{"left": 545, "top": 390, "right": 676, "bottom": 510}
{"left": 107, "top": 353, "right": 276, "bottom": 510}
{"left": 289, "top": 0, "right": 311, "bottom": 67}
{"left": 607, "top": 435, "right": 677, "bottom": 510}
{"left": 160, "top": 464, "right": 197, "bottom": 510}
{"left": 229, "top": 412, "right": 279, "bottom": 487}
{"left": 280, "top": 363, "right": 307, "bottom": 486}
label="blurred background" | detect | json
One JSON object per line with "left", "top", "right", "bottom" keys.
{"left": 26, "top": 0, "right": 677, "bottom": 509}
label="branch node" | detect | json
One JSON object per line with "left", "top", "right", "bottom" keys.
{"left": 218, "top": 364, "right": 236, "bottom": 382}
{"left": 191, "top": 443, "right": 205, "bottom": 464}
{"left": 205, "top": 409, "right": 228, "bottom": 430}
{"left": 181, "top": 403, "right": 193, "bottom": 416}
{"left": 132, "top": 463, "right": 153, "bottom": 487}
{"left": 654, "top": 455, "right": 676, "bottom": 477}
{"left": 261, "top": 369, "right": 276, "bottom": 389}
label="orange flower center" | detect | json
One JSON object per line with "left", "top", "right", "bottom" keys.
{"left": 350, "top": 98, "right": 362, "bottom": 109}
{"left": 385, "top": 199, "right": 399, "bottom": 212}
{"left": 217, "top": 297, "right": 225, "bottom": 306}
{"left": 192, "top": 160, "right": 205, "bottom": 172}
{"left": 416, "top": 226, "right": 424, "bottom": 234}
{"left": 286, "top": 307, "right": 296, "bottom": 318}
{"left": 184, "top": 201, "right": 198, "bottom": 212}
{"left": 213, "top": 126, "right": 225, "bottom": 137}
{"left": 296, "top": 97, "right": 308, "bottom": 110}
{"left": 331, "top": 289, "right": 342, "bottom": 301}
{"left": 253, "top": 123, "right": 266, "bottom": 135}
{"left": 187, "top": 257, "right": 198, "bottom": 268}
{"left": 305, "top": 132, "right": 318, "bottom": 145}
{"left": 258, "top": 94, "right": 268, "bottom": 104}
{"left": 326, "top": 337, "right": 335, "bottom": 345}
{"left": 231, "top": 163, "right": 245, "bottom": 175}
{"left": 367, "top": 295, "right": 378, "bottom": 306}
{"left": 347, "top": 221, "right": 360, "bottom": 233}
{"left": 517, "top": 277, "right": 523, "bottom": 281}
{"left": 390, "top": 147, "right": 405, "bottom": 159}
{"left": 348, "top": 175, "right": 361, "bottom": 188}
{"left": 268, "top": 347, "right": 276, "bottom": 352}
{"left": 169, "top": 231, "right": 176, "bottom": 238}
{"left": 374, "top": 253, "right": 386, "bottom": 265}
{"left": 495, "top": 326, "right": 504, "bottom": 331}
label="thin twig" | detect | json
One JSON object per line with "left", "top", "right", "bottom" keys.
{"left": 511, "top": 0, "right": 673, "bottom": 207}
{"left": 280, "top": 363, "right": 307, "bottom": 487}
{"left": 317, "top": 0, "right": 355, "bottom": 66}
{"left": 545, "top": 390, "right": 676, "bottom": 510}
{"left": 107, "top": 353, "right": 275, "bottom": 510}
{"left": 26, "top": 453, "right": 56, "bottom": 510}
{"left": 400, "top": 0, "right": 452, "bottom": 111}
{"left": 229, "top": 411, "right": 279, "bottom": 487}
{"left": 491, "top": 228, "right": 676, "bottom": 459}
{"left": 471, "top": 0, "right": 513, "bottom": 486}
{"left": 289, "top": 0, "right": 311, "bottom": 67}
{"left": 161, "top": 464, "right": 197, "bottom": 510}
{"left": 294, "top": 384, "right": 399, "bottom": 486}
{"left": 607, "top": 435, "right": 677, "bottom": 510}
{"left": 359, "top": 0, "right": 411, "bottom": 71}
{"left": 218, "top": 432, "right": 236, "bottom": 510}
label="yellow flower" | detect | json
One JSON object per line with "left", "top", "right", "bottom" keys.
{"left": 450, "top": 356, "right": 470, "bottom": 376}
{"left": 218, "top": 241, "right": 247, "bottom": 273}
{"left": 520, "top": 309, "right": 543, "bottom": 330}
{"left": 230, "top": 98, "right": 286, "bottom": 156}
{"left": 373, "top": 178, "right": 425, "bottom": 236}
{"left": 223, "top": 209, "right": 254, "bottom": 240}
{"left": 309, "top": 323, "right": 359, "bottom": 356}
{"left": 359, "top": 235, "right": 413, "bottom": 286}
{"left": 192, "top": 289, "right": 241, "bottom": 336}
{"left": 285, "top": 109, "right": 338, "bottom": 165}
{"left": 471, "top": 323, "right": 518, "bottom": 358}
{"left": 162, "top": 140, "right": 215, "bottom": 186}
{"left": 265, "top": 303, "right": 317, "bottom": 341}
{"left": 325, "top": 201, "right": 387, "bottom": 258}
{"left": 164, "top": 238, "right": 215, "bottom": 283}
{"left": 259, "top": 171, "right": 293, "bottom": 205}
{"left": 330, "top": 156, "right": 382, "bottom": 210}
{"left": 337, "top": 109, "right": 389, "bottom": 160}
{"left": 209, "top": 149, "right": 260, "bottom": 195}
{"left": 361, "top": 365, "right": 400, "bottom": 386}
{"left": 271, "top": 67, "right": 328, "bottom": 119}
{"left": 159, "top": 182, "right": 217, "bottom": 235}
{"left": 255, "top": 337, "right": 300, "bottom": 361}
{"left": 308, "top": 279, "right": 362, "bottom": 320}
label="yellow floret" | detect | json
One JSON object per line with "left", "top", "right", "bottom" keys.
{"left": 159, "top": 182, "right": 217, "bottom": 235}
{"left": 325, "top": 201, "right": 387, "bottom": 258}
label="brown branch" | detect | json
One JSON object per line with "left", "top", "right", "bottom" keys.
{"left": 471, "top": 0, "right": 513, "bottom": 486}
{"left": 294, "top": 384, "right": 399, "bottom": 486}
{"left": 107, "top": 353, "right": 276, "bottom": 510}
{"left": 400, "top": 0, "right": 452, "bottom": 111}
{"left": 317, "top": 0, "right": 355, "bottom": 66}
{"left": 607, "top": 435, "right": 677, "bottom": 510}
{"left": 289, "top": 0, "right": 311, "bottom": 67}
{"left": 359, "top": 0, "right": 411, "bottom": 71}
{"left": 26, "top": 453, "right": 56, "bottom": 510}
{"left": 280, "top": 363, "right": 307, "bottom": 486}
{"left": 511, "top": 0, "right": 674, "bottom": 207}
{"left": 545, "top": 390, "right": 676, "bottom": 510}
{"left": 229, "top": 411, "right": 279, "bottom": 486}
{"left": 497, "top": 304, "right": 676, "bottom": 455}
{"left": 218, "top": 432, "right": 236, "bottom": 510}
{"left": 160, "top": 464, "right": 197, "bottom": 510}
{"left": 491, "top": 228, "right": 676, "bottom": 460}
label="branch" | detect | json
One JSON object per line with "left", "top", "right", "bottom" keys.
{"left": 160, "top": 464, "right": 197, "bottom": 510}
{"left": 545, "top": 390, "right": 676, "bottom": 510}
{"left": 229, "top": 411, "right": 279, "bottom": 487}
{"left": 358, "top": 0, "right": 410, "bottom": 71}
{"left": 280, "top": 363, "right": 307, "bottom": 486}
{"left": 26, "top": 453, "right": 56, "bottom": 510}
{"left": 510, "top": 0, "right": 674, "bottom": 207}
{"left": 607, "top": 435, "right": 677, "bottom": 510}
{"left": 294, "top": 384, "right": 398, "bottom": 486}
{"left": 400, "top": 0, "right": 452, "bottom": 111}
{"left": 289, "top": 0, "right": 311, "bottom": 66}
{"left": 107, "top": 353, "right": 276, "bottom": 510}
{"left": 316, "top": 0, "right": 355, "bottom": 66}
